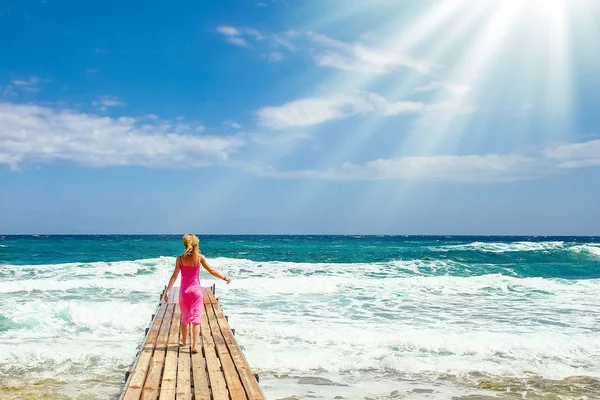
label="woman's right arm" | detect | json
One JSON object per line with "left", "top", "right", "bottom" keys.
{"left": 163, "top": 256, "right": 181, "bottom": 302}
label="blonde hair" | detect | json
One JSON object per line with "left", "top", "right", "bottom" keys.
{"left": 182, "top": 234, "right": 200, "bottom": 258}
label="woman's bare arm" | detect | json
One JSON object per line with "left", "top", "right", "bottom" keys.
{"left": 200, "top": 255, "right": 231, "bottom": 284}
{"left": 163, "top": 257, "right": 181, "bottom": 302}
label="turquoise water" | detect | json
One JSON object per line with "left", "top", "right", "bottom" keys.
{"left": 1, "top": 235, "right": 599, "bottom": 399}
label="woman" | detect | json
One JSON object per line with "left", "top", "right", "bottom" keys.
{"left": 163, "top": 234, "right": 231, "bottom": 354}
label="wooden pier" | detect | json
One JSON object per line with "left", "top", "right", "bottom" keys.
{"left": 120, "top": 285, "right": 265, "bottom": 400}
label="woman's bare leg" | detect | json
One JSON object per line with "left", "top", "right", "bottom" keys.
{"left": 181, "top": 322, "right": 188, "bottom": 345}
{"left": 191, "top": 323, "right": 200, "bottom": 353}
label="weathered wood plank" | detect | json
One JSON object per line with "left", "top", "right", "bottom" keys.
{"left": 212, "top": 303, "right": 265, "bottom": 400}
{"left": 122, "top": 286, "right": 264, "bottom": 400}
{"left": 203, "top": 286, "right": 218, "bottom": 304}
{"left": 201, "top": 304, "right": 229, "bottom": 400}
{"left": 206, "top": 303, "right": 246, "bottom": 399}
{"left": 191, "top": 335, "right": 211, "bottom": 400}
{"left": 123, "top": 303, "right": 168, "bottom": 400}
{"left": 176, "top": 327, "right": 192, "bottom": 400}
{"left": 167, "top": 287, "right": 179, "bottom": 304}
{"left": 202, "top": 287, "right": 212, "bottom": 304}
{"left": 159, "top": 303, "right": 181, "bottom": 400}
{"left": 140, "top": 303, "right": 173, "bottom": 400}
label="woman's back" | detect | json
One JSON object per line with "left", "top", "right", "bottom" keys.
{"left": 163, "top": 234, "right": 230, "bottom": 354}
{"left": 178, "top": 254, "right": 203, "bottom": 328}
{"left": 179, "top": 255, "right": 202, "bottom": 293}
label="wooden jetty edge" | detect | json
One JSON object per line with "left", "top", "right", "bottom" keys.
{"left": 120, "top": 285, "right": 265, "bottom": 400}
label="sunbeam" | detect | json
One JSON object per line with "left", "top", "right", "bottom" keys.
{"left": 273, "top": 0, "right": 596, "bottom": 230}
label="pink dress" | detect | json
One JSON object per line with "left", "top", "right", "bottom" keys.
{"left": 178, "top": 255, "right": 204, "bottom": 324}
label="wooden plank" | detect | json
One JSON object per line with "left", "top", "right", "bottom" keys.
{"left": 159, "top": 303, "right": 181, "bottom": 400}
{"left": 167, "top": 286, "right": 179, "bottom": 304}
{"left": 203, "top": 286, "right": 218, "bottom": 304}
{"left": 191, "top": 333, "right": 211, "bottom": 400}
{"left": 202, "top": 287, "right": 212, "bottom": 304}
{"left": 140, "top": 303, "right": 173, "bottom": 400}
{"left": 122, "top": 285, "right": 266, "bottom": 400}
{"left": 123, "top": 303, "right": 168, "bottom": 400}
{"left": 177, "top": 327, "right": 192, "bottom": 400}
{"left": 212, "top": 303, "right": 265, "bottom": 400}
{"left": 206, "top": 303, "right": 246, "bottom": 399}
{"left": 201, "top": 304, "right": 229, "bottom": 400}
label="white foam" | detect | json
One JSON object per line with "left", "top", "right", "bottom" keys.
{"left": 571, "top": 244, "right": 600, "bottom": 259}
{"left": 437, "top": 241, "right": 565, "bottom": 253}
{"left": 1, "top": 255, "right": 599, "bottom": 394}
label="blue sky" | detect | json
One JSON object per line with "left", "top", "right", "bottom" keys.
{"left": 1, "top": 0, "right": 599, "bottom": 235}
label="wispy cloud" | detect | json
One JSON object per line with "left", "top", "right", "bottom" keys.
{"left": 217, "top": 26, "right": 248, "bottom": 47}
{"left": 223, "top": 120, "right": 242, "bottom": 129}
{"left": 216, "top": 26, "right": 429, "bottom": 74}
{"left": 256, "top": 92, "right": 456, "bottom": 129}
{"left": 257, "top": 93, "right": 382, "bottom": 129}
{"left": 251, "top": 153, "right": 540, "bottom": 182}
{"left": 249, "top": 138, "right": 600, "bottom": 182}
{"left": 0, "top": 102, "right": 243, "bottom": 170}
{"left": 11, "top": 76, "right": 41, "bottom": 92}
{"left": 307, "top": 32, "right": 431, "bottom": 74}
{"left": 544, "top": 139, "right": 600, "bottom": 168}
{"left": 92, "top": 96, "right": 126, "bottom": 112}
{"left": 216, "top": 26, "right": 265, "bottom": 47}
{"left": 416, "top": 80, "right": 471, "bottom": 95}
{"left": 3, "top": 76, "right": 43, "bottom": 96}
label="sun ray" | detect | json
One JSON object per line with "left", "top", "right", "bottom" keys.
{"left": 319, "top": 0, "right": 471, "bottom": 94}
{"left": 277, "top": 1, "right": 475, "bottom": 222}
{"left": 324, "top": 1, "right": 488, "bottom": 169}
{"left": 398, "top": 0, "right": 523, "bottom": 157}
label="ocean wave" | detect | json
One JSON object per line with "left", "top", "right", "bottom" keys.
{"left": 436, "top": 241, "right": 566, "bottom": 253}
{"left": 435, "top": 241, "right": 600, "bottom": 258}
{"left": 1, "top": 255, "right": 599, "bottom": 397}
{"left": 239, "top": 324, "right": 600, "bottom": 379}
{"left": 571, "top": 244, "right": 600, "bottom": 259}
{"left": 0, "top": 256, "right": 471, "bottom": 285}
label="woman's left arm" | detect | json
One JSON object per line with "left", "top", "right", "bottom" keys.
{"left": 163, "top": 257, "right": 181, "bottom": 302}
{"left": 200, "top": 255, "right": 231, "bottom": 284}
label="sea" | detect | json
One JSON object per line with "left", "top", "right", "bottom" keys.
{"left": 1, "top": 235, "right": 599, "bottom": 400}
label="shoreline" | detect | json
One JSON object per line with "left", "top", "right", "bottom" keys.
{"left": 2, "top": 371, "right": 600, "bottom": 399}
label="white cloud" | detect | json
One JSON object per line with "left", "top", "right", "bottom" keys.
{"left": 227, "top": 37, "right": 248, "bottom": 47}
{"left": 416, "top": 80, "right": 471, "bottom": 95}
{"left": 257, "top": 93, "right": 383, "bottom": 129}
{"left": 216, "top": 26, "right": 266, "bottom": 47}
{"left": 257, "top": 92, "right": 429, "bottom": 129}
{"left": 217, "top": 26, "right": 240, "bottom": 36}
{"left": 250, "top": 139, "right": 600, "bottom": 182}
{"left": 3, "top": 76, "right": 42, "bottom": 96}
{"left": 92, "top": 96, "right": 126, "bottom": 112}
{"left": 544, "top": 139, "right": 600, "bottom": 168}
{"left": 217, "top": 26, "right": 248, "bottom": 47}
{"left": 0, "top": 102, "right": 243, "bottom": 169}
{"left": 381, "top": 101, "right": 427, "bottom": 115}
{"left": 215, "top": 27, "right": 428, "bottom": 74}
{"left": 223, "top": 120, "right": 242, "bottom": 129}
{"left": 12, "top": 76, "right": 41, "bottom": 90}
{"left": 252, "top": 154, "right": 539, "bottom": 182}
{"left": 308, "top": 32, "right": 431, "bottom": 74}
